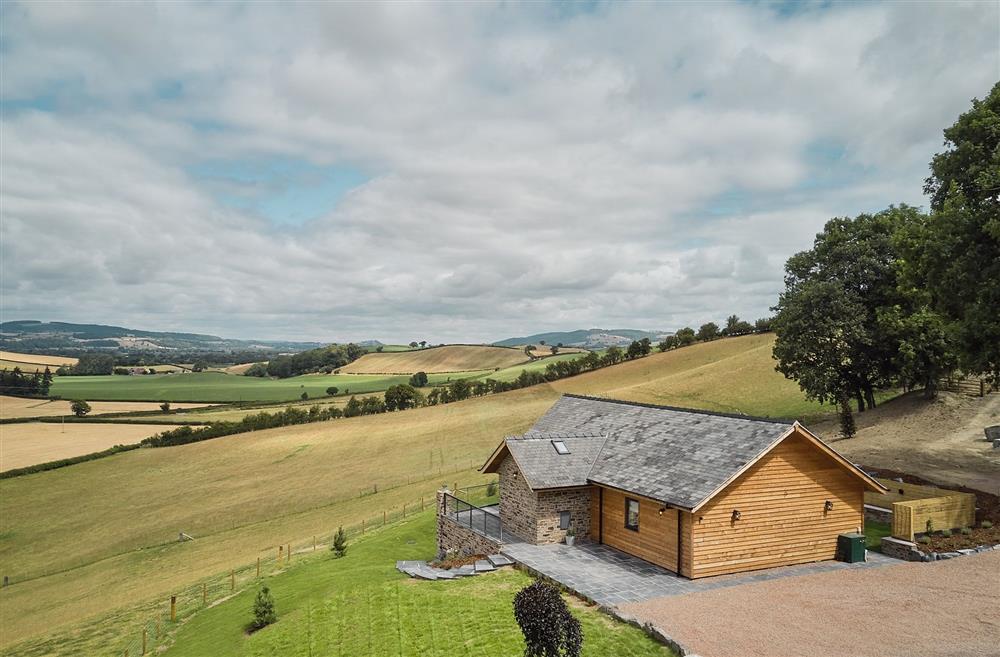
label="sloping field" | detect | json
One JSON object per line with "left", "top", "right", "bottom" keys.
{"left": 0, "top": 351, "right": 78, "bottom": 372}
{"left": 0, "top": 422, "right": 186, "bottom": 471}
{"left": 526, "top": 345, "right": 586, "bottom": 358}
{"left": 0, "top": 335, "right": 835, "bottom": 653}
{"left": 484, "top": 352, "right": 591, "bottom": 382}
{"left": 48, "top": 371, "right": 484, "bottom": 403}
{"left": 0, "top": 396, "right": 211, "bottom": 420}
{"left": 553, "top": 333, "right": 828, "bottom": 420}
{"left": 340, "top": 345, "right": 528, "bottom": 374}
{"left": 221, "top": 361, "right": 263, "bottom": 375}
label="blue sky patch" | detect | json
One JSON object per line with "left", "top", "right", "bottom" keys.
{"left": 188, "top": 157, "right": 371, "bottom": 226}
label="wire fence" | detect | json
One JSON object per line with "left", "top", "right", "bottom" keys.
{"left": 116, "top": 468, "right": 486, "bottom": 656}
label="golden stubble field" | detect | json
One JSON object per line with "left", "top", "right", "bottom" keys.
{"left": 339, "top": 344, "right": 529, "bottom": 374}
{"left": 0, "top": 396, "right": 211, "bottom": 420}
{"left": 0, "top": 422, "right": 187, "bottom": 471}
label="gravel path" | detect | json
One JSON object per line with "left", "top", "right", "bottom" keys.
{"left": 622, "top": 550, "right": 1000, "bottom": 657}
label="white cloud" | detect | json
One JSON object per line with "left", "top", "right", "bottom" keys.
{"left": 1, "top": 1, "right": 997, "bottom": 342}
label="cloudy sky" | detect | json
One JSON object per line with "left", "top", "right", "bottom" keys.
{"left": 2, "top": 1, "right": 997, "bottom": 343}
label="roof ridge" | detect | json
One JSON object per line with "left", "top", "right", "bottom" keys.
{"left": 559, "top": 393, "right": 794, "bottom": 425}
{"left": 507, "top": 431, "right": 606, "bottom": 441}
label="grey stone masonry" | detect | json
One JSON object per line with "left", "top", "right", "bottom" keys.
{"left": 864, "top": 504, "right": 893, "bottom": 525}
{"left": 436, "top": 488, "right": 501, "bottom": 559}
{"left": 536, "top": 486, "right": 593, "bottom": 544}
{"left": 498, "top": 454, "right": 593, "bottom": 544}
{"left": 498, "top": 455, "right": 539, "bottom": 543}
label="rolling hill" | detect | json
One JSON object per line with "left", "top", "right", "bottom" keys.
{"left": 494, "top": 328, "right": 670, "bottom": 349}
{"left": 339, "top": 344, "right": 530, "bottom": 374}
{"left": 0, "top": 333, "right": 830, "bottom": 654}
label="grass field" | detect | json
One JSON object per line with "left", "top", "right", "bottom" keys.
{"left": 0, "top": 351, "right": 78, "bottom": 369}
{"left": 164, "top": 513, "right": 671, "bottom": 657}
{"left": 137, "top": 391, "right": 396, "bottom": 424}
{"left": 340, "top": 345, "right": 528, "bottom": 374}
{"left": 485, "top": 352, "right": 590, "bottom": 382}
{"left": 48, "top": 370, "right": 488, "bottom": 403}
{"left": 0, "top": 334, "right": 836, "bottom": 654}
{"left": 0, "top": 396, "right": 212, "bottom": 420}
{"left": 0, "top": 422, "right": 186, "bottom": 471}
{"left": 552, "top": 333, "right": 830, "bottom": 420}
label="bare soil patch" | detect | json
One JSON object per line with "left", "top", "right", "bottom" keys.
{"left": 623, "top": 550, "right": 1000, "bottom": 657}
{"left": 814, "top": 391, "right": 1000, "bottom": 493}
{"left": 0, "top": 422, "right": 185, "bottom": 470}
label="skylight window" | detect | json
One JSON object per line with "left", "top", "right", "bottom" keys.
{"left": 552, "top": 440, "right": 570, "bottom": 455}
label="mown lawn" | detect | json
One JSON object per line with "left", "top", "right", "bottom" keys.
{"left": 49, "top": 370, "right": 488, "bottom": 403}
{"left": 864, "top": 520, "right": 893, "bottom": 552}
{"left": 165, "top": 513, "right": 673, "bottom": 657}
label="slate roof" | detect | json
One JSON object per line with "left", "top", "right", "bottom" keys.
{"left": 515, "top": 394, "right": 795, "bottom": 509}
{"left": 505, "top": 433, "right": 607, "bottom": 489}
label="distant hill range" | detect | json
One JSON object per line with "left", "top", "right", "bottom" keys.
{"left": 0, "top": 320, "right": 326, "bottom": 354}
{"left": 494, "top": 328, "right": 672, "bottom": 349}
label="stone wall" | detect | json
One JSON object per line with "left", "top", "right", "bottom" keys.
{"left": 880, "top": 536, "right": 924, "bottom": 561}
{"left": 498, "top": 455, "right": 539, "bottom": 542}
{"left": 536, "top": 487, "right": 593, "bottom": 544}
{"left": 436, "top": 489, "right": 501, "bottom": 559}
{"left": 864, "top": 504, "right": 893, "bottom": 525}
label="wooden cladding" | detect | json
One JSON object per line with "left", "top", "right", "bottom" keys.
{"left": 892, "top": 493, "right": 976, "bottom": 541}
{"left": 689, "top": 431, "right": 863, "bottom": 578}
{"left": 599, "top": 487, "right": 679, "bottom": 572}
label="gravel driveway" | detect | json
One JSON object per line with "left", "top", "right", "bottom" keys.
{"left": 622, "top": 550, "right": 1000, "bottom": 657}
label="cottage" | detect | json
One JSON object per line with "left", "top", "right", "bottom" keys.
{"left": 440, "top": 394, "right": 886, "bottom": 579}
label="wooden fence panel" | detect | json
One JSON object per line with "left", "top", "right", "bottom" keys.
{"left": 891, "top": 493, "right": 976, "bottom": 541}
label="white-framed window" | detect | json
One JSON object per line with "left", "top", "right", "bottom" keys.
{"left": 552, "top": 440, "right": 570, "bottom": 455}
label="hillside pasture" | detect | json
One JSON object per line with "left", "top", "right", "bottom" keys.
{"left": 552, "top": 333, "right": 831, "bottom": 420}
{"left": 48, "top": 371, "right": 487, "bottom": 403}
{"left": 0, "top": 422, "right": 185, "bottom": 471}
{"left": 339, "top": 344, "right": 528, "bottom": 374}
{"left": 0, "top": 396, "right": 211, "bottom": 420}
{"left": 164, "top": 513, "right": 671, "bottom": 657}
{"left": 0, "top": 386, "right": 558, "bottom": 650}
{"left": 1, "top": 334, "right": 849, "bottom": 653}
{"left": 221, "top": 361, "right": 263, "bottom": 375}
{"left": 483, "top": 351, "right": 591, "bottom": 383}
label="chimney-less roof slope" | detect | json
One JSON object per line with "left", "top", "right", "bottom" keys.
{"left": 527, "top": 394, "right": 793, "bottom": 509}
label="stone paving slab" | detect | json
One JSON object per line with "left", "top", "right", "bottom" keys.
{"left": 502, "top": 541, "right": 896, "bottom": 608}
{"left": 474, "top": 559, "right": 496, "bottom": 572}
{"left": 488, "top": 554, "right": 515, "bottom": 567}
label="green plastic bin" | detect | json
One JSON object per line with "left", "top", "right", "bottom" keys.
{"left": 837, "top": 532, "right": 866, "bottom": 563}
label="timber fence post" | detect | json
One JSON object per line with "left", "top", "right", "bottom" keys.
{"left": 170, "top": 595, "right": 176, "bottom": 622}
{"left": 257, "top": 557, "right": 260, "bottom": 578}
{"left": 230, "top": 570, "right": 235, "bottom": 592}
{"left": 203, "top": 583, "right": 207, "bottom": 605}
{"left": 142, "top": 628, "right": 147, "bottom": 654}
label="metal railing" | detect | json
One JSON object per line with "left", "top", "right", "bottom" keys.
{"left": 443, "top": 486, "right": 505, "bottom": 541}
{"left": 452, "top": 481, "right": 499, "bottom": 508}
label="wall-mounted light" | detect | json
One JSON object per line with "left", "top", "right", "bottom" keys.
{"left": 658, "top": 506, "right": 666, "bottom": 516}
{"left": 824, "top": 500, "right": 834, "bottom": 512}
{"left": 731, "top": 509, "right": 742, "bottom": 522}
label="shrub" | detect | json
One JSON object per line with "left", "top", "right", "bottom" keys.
{"left": 251, "top": 585, "right": 277, "bottom": 630}
{"left": 160, "top": 401, "right": 171, "bottom": 412}
{"left": 70, "top": 400, "right": 91, "bottom": 417}
{"left": 940, "top": 529, "right": 952, "bottom": 538}
{"left": 326, "top": 386, "right": 339, "bottom": 396}
{"left": 961, "top": 527, "right": 972, "bottom": 535}
{"left": 486, "top": 480, "right": 498, "bottom": 498}
{"left": 513, "top": 581, "right": 582, "bottom": 657}
{"left": 300, "top": 392, "right": 309, "bottom": 400}
{"left": 982, "top": 520, "right": 993, "bottom": 529}
{"left": 331, "top": 526, "right": 347, "bottom": 558}
{"left": 926, "top": 519, "right": 934, "bottom": 534}
{"left": 917, "top": 536, "right": 931, "bottom": 544}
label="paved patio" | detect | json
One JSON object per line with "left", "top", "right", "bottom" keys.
{"left": 501, "top": 540, "right": 896, "bottom": 607}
